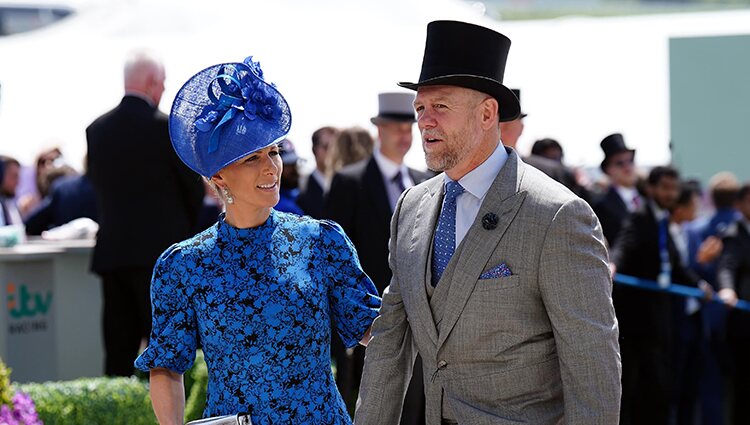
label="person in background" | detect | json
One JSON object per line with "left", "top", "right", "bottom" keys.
{"left": 531, "top": 137, "right": 563, "bottom": 162}
{"left": 297, "top": 126, "right": 338, "bottom": 219}
{"left": 325, "top": 127, "right": 374, "bottom": 180}
{"left": 717, "top": 183, "right": 750, "bottom": 425}
{"left": 668, "top": 183, "right": 705, "bottom": 425}
{"left": 275, "top": 138, "right": 304, "bottom": 215}
{"left": 592, "top": 133, "right": 643, "bottom": 249}
{"left": 0, "top": 155, "right": 22, "bottom": 226}
{"left": 16, "top": 147, "right": 63, "bottom": 218}
{"left": 24, "top": 156, "right": 97, "bottom": 236}
{"left": 611, "top": 166, "right": 712, "bottom": 425}
{"left": 689, "top": 171, "right": 740, "bottom": 425}
{"left": 87, "top": 49, "right": 203, "bottom": 377}
{"left": 135, "top": 54, "right": 380, "bottom": 425}
{"left": 326, "top": 92, "right": 430, "bottom": 423}
{"left": 500, "top": 90, "right": 588, "bottom": 200}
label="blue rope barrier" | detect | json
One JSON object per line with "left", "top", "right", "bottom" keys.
{"left": 614, "top": 273, "right": 750, "bottom": 312}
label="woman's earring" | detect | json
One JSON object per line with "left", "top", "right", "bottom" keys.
{"left": 222, "top": 187, "right": 234, "bottom": 204}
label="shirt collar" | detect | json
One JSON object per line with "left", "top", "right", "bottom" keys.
{"left": 651, "top": 201, "right": 669, "bottom": 222}
{"left": 311, "top": 169, "right": 328, "bottom": 191}
{"left": 373, "top": 148, "right": 406, "bottom": 180}
{"left": 445, "top": 143, "right": 508, "bottom": 200}
{"left": 614, "top": 185, "right": 639, "bottom": 203}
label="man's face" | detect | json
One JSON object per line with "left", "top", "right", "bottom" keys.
{"left": 1, "top": 163, "right": 19, "bottom": 197}
{"left": 605, "top": 151, "right": 637, "bottom": 187}
{"left": 672, "top": 194, "right": 699, "bottom": 224}
{"left": 651, "top": 175, "right": 680, "bottom": 211}
{"left": 499, "top": 118, "right": 524, "bottom": 148}
{"left": 312, "top": 132, "right": 333, "bottom": 173}
{"left": 414, "top": 85, "right": 484, "bottom": 173}
{"left": 377, "top": 121, "right": 413, "bottom": 163}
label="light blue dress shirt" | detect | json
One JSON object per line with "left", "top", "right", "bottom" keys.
{"left": 444, "top": 143, "right": 508, "bottom": 247}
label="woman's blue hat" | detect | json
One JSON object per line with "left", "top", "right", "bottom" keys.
{"left": 169, "top": 56, "right": 292, "bottom": 177}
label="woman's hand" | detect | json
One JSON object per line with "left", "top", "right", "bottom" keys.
{"left": 150, "top": 368, "right": 185, "bottom": 425}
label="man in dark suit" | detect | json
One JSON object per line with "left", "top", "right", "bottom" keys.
{"left": 592, "top": 133, "right": 643, "bottom": 248}
{"left": 611, "top": 166, "right": 711, "bottom": 425}
{"left": 717, "top": 183, "right": 750, "bottom": 424}
{"left": 326, "top": 92, "right": 430, "bottom": 423}
{"left": 23, "top": 171, "right": 97, "bottom": 235}
{"left": 297, "top": 126, "right": 337, "bottom": 219}
{"left": 86, "top": 50, "right": 203, "bottom": 376}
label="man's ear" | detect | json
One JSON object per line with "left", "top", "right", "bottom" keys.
{"left": 481, "top": 97, "right": 499, "bottom": 130}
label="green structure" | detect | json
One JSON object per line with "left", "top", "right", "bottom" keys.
{"left": 670, "top": 34, "right": 750, "bottom": 185}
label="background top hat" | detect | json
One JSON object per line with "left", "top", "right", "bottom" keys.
{"left": 398, "top": 20, "right": 520, "bottom": 122}
{"left": 511, "top": 89, "right": 527, "bottom": 119}
{"left": 370, "top": 92, "right": 416, "bottom": 124}
{"left": 600, "top": 133, "right": 635, "bottom": 171}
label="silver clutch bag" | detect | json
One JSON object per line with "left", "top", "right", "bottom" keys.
{"left": 186, "top": 413, "right": 251, "bottom": 425}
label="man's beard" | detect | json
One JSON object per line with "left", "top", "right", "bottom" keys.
{"left": 425, "top": 145, "right": 460, "bottom": 172}
{"left": 423, "top": 127, "right": 471, "bottom": 172}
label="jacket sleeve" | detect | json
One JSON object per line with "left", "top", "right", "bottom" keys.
{"left": 354, "top": 189, "right": 415, "bottom": 425}
{"left": 717, "top": 233, "right": 740, "bottom": 291}
{"left": 538, "top": 198, "right": 622, "bottom": 423}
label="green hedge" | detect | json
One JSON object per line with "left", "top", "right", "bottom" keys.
{"left": 19, "top": 377, "right": 156, "bottom": 425}
{"left": 184, "top": 350, "right": 208, "bottom": 422}
{"left": 4, "top": 350, "right": 209, "bottom": 425}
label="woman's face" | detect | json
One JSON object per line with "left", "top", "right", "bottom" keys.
{"left": 213, "top": 144, "right": 283, "bottom": 211}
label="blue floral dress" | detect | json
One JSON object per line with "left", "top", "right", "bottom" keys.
{"left": 135, "top": 210, "right": 381, "bottom": 424}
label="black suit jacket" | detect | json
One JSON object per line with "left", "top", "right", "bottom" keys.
{"left": 24, "top": 174, "right": 98, "bottom": 235}
{"left": 717, "top": 220, "right": 750, "bottom": 339}
{"left": 297, "top": 173, "right": 325, "bottom": 219}
{"left": 86, "top": 95, "right": 203, "bottom": 274}
{"left": 325, "top": 156, "right": 432, "bottom": 294}
{"left": 593, "top": 187, "right": 631, "bottom": 247}
{"left": 611, "top": 203, "right": 701, "bottom": 343}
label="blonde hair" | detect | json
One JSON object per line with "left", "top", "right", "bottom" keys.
{"left": 326, "top": 127, "right": 374, "bottom": 178}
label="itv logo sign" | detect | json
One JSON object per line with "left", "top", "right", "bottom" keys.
{"left": 6, "top": 282, "right": 53, "bottom": 319}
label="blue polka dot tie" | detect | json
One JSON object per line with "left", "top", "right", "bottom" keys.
{"left": 432, "top": 180, "right": 465, "bottom": 287}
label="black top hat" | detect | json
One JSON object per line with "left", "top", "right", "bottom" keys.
{"left": 511, "top": 89, "right": 527, "bottom": 119}
{"left": 398, "top": 20, "right": 520, "bottom": 122}
{"left": 600, "top": 133, "right": 635, "bottom": 172}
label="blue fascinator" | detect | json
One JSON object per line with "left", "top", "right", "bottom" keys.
{"left": 169, "top": 56, "right": 292, "bottom": 177}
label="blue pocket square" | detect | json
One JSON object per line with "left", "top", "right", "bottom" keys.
{"left": 480, "top": 263, "right": 512, "bottom": 279}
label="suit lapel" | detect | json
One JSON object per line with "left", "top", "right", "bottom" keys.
{"left": 437, "top": 150, "right": 528, "bottom": 349}
{"left": 404, "top": 178, "right": 444, "bottom": 346}
{"left": 608, "top": 188, "right": 629, "bottom": 220}
{"left": 363, "top": 157, "right": 393, "bottom": 219}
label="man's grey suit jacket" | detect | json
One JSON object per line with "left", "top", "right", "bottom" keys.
{"left": 356, "top": 148, "right": 621, "bottom": 425}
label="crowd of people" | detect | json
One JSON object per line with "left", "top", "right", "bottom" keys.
{"left": 0, "top": 19, "right": 748, "bottom": 425}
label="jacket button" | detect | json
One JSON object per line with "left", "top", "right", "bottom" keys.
{"left": 437, "top": 360, "right": 447, "bottom": 369}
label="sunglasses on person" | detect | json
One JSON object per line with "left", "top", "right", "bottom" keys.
{"left": 611, "top": 158, "right": 634, "bottom": 167}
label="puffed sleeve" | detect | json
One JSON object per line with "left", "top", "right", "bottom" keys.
{"left": 134, "top": 244, "right": 198, "bottom": 374}
{"left": 319, "top": 220, "right": 381, "bottom": 348}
